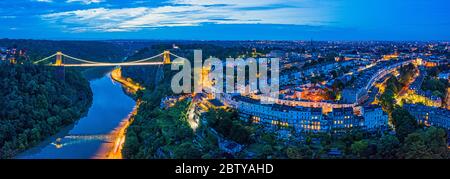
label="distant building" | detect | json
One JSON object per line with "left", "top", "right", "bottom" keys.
{"left": 280, "top": 71, "right": 303, "bottom": 86}
{"left": 403, "top": 104, "right": 450, "bottom": 130}
{"left": 342, "top": 88, "right": 360, "bottom": 104}
{"left": 362, "top": 105, "right": 389, "bottom": 131}
{"left": 438, "top": 71, "right": 449, "bottom": 80}
{"left": 424, "top": 58, "right": 448, "bottom": 67}
{"left": 409, "top": 67, "right": 426, "bottom": 91}
{"left": 446, "top": 88, "right": 450, "bottom": 110}
{"left": 267, "top": 50, "right": 286, "bottom": 58}
{"left": 342, "top": 59, "right": 414, "bottom": 104}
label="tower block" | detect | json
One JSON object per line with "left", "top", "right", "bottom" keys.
{"left": 163, "top": 50, "right": 171, "bottom": 64}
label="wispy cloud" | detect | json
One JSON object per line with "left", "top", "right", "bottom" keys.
{"left": 42, "top": 0, "right": 334, "bottom": 32}
{"left": 0, "top": 16, "right": 17, "bottom": 19}
{"left": 35, "top": 0, "right": 53, "bottom": 3}
{"left": 66, "top": 0, "right": 104, "bottom": 5}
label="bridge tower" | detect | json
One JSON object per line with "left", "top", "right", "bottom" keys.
{"left": 55, "top": 51, "right": 65, "bottom": 80}
{"left": 55, "top": 51, "right": 63, "bottom": 66}
{"left": 163, "top": 50, "right": 171, "bottom": 64}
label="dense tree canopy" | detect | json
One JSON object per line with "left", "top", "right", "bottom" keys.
{"left": 391, "top": 107, "right": 419, "bottom": 141}
{"left": 0, "top": 64, "right": 92, "bottom": 158}
{"left": 121, "top": 91, "right": 200, "bottom": 159}
{"left": 399, "top": 127, "right": 448, "bottom": 159}
{"left": 205, "top": 108, "right": 253, "bottom": 144}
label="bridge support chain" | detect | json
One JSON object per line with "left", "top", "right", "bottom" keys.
{"left": 163, "top": 50, "right": 171, "bottom": 64}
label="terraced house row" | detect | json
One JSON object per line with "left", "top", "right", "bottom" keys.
{"left": 230, "top": 96, "right": 389, "bottom": 134}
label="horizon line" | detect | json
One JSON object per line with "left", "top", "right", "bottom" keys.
{"left": 1, "top": 37, "right": 449, "bottom": 42}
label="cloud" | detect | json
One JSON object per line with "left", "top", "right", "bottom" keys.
{"left": 66, "top": 0, "right": 104, "bottom": 4}
{"left": 42, "top": 0, "right": 334, "bottom": 32}
{"left": 0, "top": 16, "right": 17, "bottom": 19}
{"left": 35, "top": 0, "right": 53, "bottom": 2}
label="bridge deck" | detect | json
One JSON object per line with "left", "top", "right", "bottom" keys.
{"left": 56, "top": 62, "right": 165, "bottom": 67}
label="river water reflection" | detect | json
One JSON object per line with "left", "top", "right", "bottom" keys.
{"left": 17, "top": 73, "right": 136, "bottom": 159}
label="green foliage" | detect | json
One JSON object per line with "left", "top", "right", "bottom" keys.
{"left": 379, "top": 76, "right": 402, "bottom": 113}
{"left": 122, "top": 88, "right": 200, "bottom": 159}
{"left": 173, "top": 142, "right": 203, "bottom": 159}
{"left": 427, "top": 66, "right": 440, "bottom": 78}
{"left": 399, "top": 127, "right": 448, "bottom": 159}
{"left": 286, "top": 146, "right": 313, "bottom": 159}
{"left": 376, "top": 135, "right": 400, "bottom": 159}
{"left": 0, "top": 64, "right": 92, "bottom": 158}
{"left": 400, "top": 132, "right": 432, "bottom": 159}
{"left": 380, "top": 89, "right": 395, "bottom": 113}
{"left": 379, "top": 64, "right": 417, "bottom": 113}
{"left": 398, "top": 63, "right": 416, "bottom": 86}
{"left": 205, "top": 108, "right": 252, "bottom": 144}
{"left": 351, "top": 140, "right": 369, "bottom": 158}
{"left": 421, "top": 77, "right": 447, "bottom": 99}
{"left": 391, "top": 107, "right": 418, "bottom": 141}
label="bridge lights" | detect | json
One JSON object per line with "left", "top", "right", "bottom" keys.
{"left": 163, "top": 50, "right": 171, "bottom": 64}
{"left": 55, "top": 51, "right": 63, "bottom": 66}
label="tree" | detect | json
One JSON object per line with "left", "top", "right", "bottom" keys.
{"left": 205, "top": 108, "right": 252, "bottom": 144}
{"left": 397, "top": 127, "right": 448, "bottom": 159}
{"left": 122, "top": 130, "right": 140, "bottom": 159}
{"left": 229, "top": 122, "right": 251, "bottom": 144}
{"left": 262, "top": 144, "right": 274, "bottom": 158}
{"left": 0, "top": 64, "right": 92, "bottom": 158}
{"left": 391, "top": 107, "right": 418, "bottom": 141}
{"left": 376, "top": 135, "right": 400, "bottom": 159}
{"left": 398, "top": 63, "right": 416, "bottom": 85}
{"left": 421, "top": 127, "right": 448, "bottom": 159}
{"left": 399, "top": 133, "right": 432, "bottom": 159}
{"left": 173, "top": 142, "right": 202, "bottom": 159}
{"left": 351, "top": 140, "right": 369, "bottom": 158}
{"left": 286, "top": 146, "right": 313, "bottom": 159}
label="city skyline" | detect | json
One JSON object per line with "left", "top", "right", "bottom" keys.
{"left": 1, "top": 0, "right": 449, "bottom": 40}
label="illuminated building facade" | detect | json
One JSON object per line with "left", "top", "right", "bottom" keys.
{"left": 233, "top": 96, "right": 328, "bottom": 133}
{"left": 328, "top": 107, "right": 362, "bottom": 132}
{"left": 231, "top": 96, "right": 390, "bottom": 134}
{"left": 404, "top": 104, "right": 450, "bottom": 130}
{"left": 362, "top": 105, "right": 389, "bottom": 131}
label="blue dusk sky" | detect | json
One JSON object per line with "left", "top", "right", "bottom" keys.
{"left": 0, "top": 0, "right": 449, "bottom": 40}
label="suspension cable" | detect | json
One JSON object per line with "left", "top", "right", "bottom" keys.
{"left": 33, "top": 54, "right": 56, "bottom": 64}
{"left": 61, "top": 53, "right": 102, "bottom": 64}
{"left": 169, "top": 52, "right": 188, "bottom": 60}
{"left": 126, "top": 53, "right": 165, "bottom": 63}
{"left": 34, "top": 51, "right": 187, "bottom": 66}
